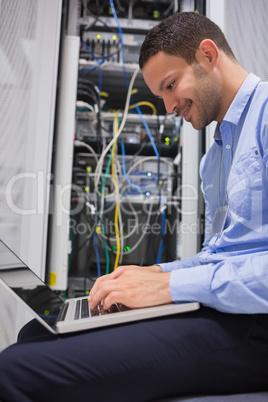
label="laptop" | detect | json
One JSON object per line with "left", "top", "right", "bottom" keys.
{"left": 0, "top": 239, "right": 200, "bottom": 334}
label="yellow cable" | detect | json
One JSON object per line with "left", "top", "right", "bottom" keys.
{"left": 129, "top": 101, "right": 157, "bottom": 115}
{"left": 100, "top": 91, "right": 109, "bottom": 98}
{"left": 94, "top": 67, "right": 140, "bottom": 196}
{"left": 111, "top": 112, "right": 120, "bottom": 270}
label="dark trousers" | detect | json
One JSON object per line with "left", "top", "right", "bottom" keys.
{"left": 1, "top": 306, "right": 268, "bottom": 402}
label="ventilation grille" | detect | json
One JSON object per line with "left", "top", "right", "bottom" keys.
{"left": 0, "top": 1, "right": 39, "bottom": 249}
{"left": 225, "top": 0, "right": 268, "bottom": 81}
{"left": 0, "top": 0, "right": 41, "bottom": 352}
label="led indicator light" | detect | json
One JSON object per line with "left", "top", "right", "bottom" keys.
{"left": 112, "top": 35, "right": 117, "bottom": 41}
{"left": 165, "top": 136, "right": 170, "bottom": 145}
{"left": 124, "top": 246, "right": 130, "bottom": 252}
{"left": 44, "top": 310, "right": 50, "bottom": 316}
{"left": 145, "top": 191, "right": 151, "bottom": 197}
{"left": 87, "top": 166, "right": 91, "bottom": 173}
{"left": 96, "top": 34, "right": 101, "bottom": 39}
{"left": 85, "top": 187, "right": 89, "bottom": 192}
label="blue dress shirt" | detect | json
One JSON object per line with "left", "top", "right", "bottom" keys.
{"left": 160, "top": 73, "right": 268, "bottom": 313}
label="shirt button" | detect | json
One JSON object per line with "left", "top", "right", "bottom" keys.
{"left": 226, "top": 144, "right": 231, "bottom": 149}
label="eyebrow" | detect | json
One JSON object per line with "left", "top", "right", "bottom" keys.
{"left": 159, "top": 75, "right": 172, "bottom": 92}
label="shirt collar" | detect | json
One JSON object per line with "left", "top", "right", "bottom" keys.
{"left": 222, "top": 73, "right": 261, "bottom": 125}
{"left": 213, "top": 73, "right": 261, "bottom": 143}
{"left": 214, "top": 123, "right": 221, "bottom": 143}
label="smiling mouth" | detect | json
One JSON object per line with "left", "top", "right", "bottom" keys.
{"left": 182, "top": 101, "right": 192, "bottom": 118}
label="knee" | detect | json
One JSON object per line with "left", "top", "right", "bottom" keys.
{"left": 18, "top": 318, "right": 49, "bottom": 342}
{"left": 0, "top": 341, "right": 41, "bottom": 401}
{"left": 0, "top": 345, "right": 19, "bottom": 393}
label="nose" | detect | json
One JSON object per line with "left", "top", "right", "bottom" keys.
{"left": 162, "top": 95, "right": 179, "bottom": 114}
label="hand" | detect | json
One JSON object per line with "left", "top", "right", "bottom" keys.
{"left": 88, "top": 265, "right": 172, "bottom": 310}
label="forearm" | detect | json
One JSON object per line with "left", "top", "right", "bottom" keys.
{"left": 159, "top": 250, "right": 207, "bottom": 273}
{"left": 168, "top": 250, "right": 268, "bottom": 314}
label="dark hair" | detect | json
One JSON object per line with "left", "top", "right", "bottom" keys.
{"left": 139, "top": 12, "right": 236, "bottom": 68}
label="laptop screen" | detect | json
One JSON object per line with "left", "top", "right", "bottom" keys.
{"left": 0, "top": 241, "right": 64, "bottom": 328}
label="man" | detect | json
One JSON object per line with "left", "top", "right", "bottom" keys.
{"left": 1, "top": 12, "right": 268, "bottom": 402}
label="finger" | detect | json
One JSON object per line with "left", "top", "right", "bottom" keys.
{"left": 89, "top": 271, "right": 130, "bottom": 309}
{"left": 89, "top": 279, "right": 116, "bottom": 309}
{"left": 88, "top": 266, "right": 151, "bottom": 306}
{"left": 102, "top": 291, "right": 123, "bottom": 310}
{"left": 89, "top": 273, "right": 113, "bottom": 300}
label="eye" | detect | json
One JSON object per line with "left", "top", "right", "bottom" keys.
{"left": 167, "top": 81, "right": 175, "bottom": 90}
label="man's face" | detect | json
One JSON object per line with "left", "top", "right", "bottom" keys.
{"left": 142, "top": 51, "right": 223, "bottom": 130}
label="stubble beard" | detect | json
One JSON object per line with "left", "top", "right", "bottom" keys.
{"left": 191, "top": 63, "right": 223, "bottom": 130}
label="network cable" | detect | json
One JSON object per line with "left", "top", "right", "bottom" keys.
{"left": 120, "top": 137, "right": 158, "bottom": 191}
{"left": 129, "top": 101, "right": 157, "bottom": 116}
{"left": 80, "top": 42, "right": 103, "bottom": 90}
{"left": 94, "top": 66, "right": 139, "bottom": 196}
{"left": 109, "top": 0, "right": 129, "bottom": 85}
{"left": 98, "top": 188, "right": 140, "bottom": 243}
{"left": 74, "top": 140, "right": 98, "bottom": 166}
{"left": 111, "top": 112, "right": 122, "bottom": 270}
{"left": 109, "top": 0, "right": 160, "bottom": 159}
{"left": 93, "top": 229, "right": 101, "bottom": 277}
{"left": 93, "top": 66, "right": 175, "bottom": 199}
{"left": 120, "top": 201, "right": 154, "bottom": 256}
{"left": 76, "top": 0, "right": 180, "bottom": 272}
{"left": 99, "top": 140, "right": 113, "bottom": 275}
{"left": 156, "top": 209, "right": 166, "bottom": 264}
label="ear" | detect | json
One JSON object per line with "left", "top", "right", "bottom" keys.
{"left": 195, "top": 39, "right": 219, "bottom": 68}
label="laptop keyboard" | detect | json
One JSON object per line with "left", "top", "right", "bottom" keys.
{"left": 75, "top": 298, "right": 130, "bottom": 320}
{"left": 57, "top": 298, "right": 130, "bottom": 322}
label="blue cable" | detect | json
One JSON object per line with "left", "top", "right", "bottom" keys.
{"left": 80, "top": 42, "right": 103, "bottom": 90}
{"left": 120, "top": 138, "right": 157, "bottom": 191}
{"left": 93, "top": 230, "right": 101, "bottom": 277}
{"left": 109, "top": 0, "right": 129, "bottom": 86}
{"left": 135, "top": 106, "right": 160, "bottom": 158}
{"left": 109, "top": 0, "right": 159, "bottom": 159}
{"left": 79, "top": 65, "right": 99, "bottom": 74}
{"left": 156, "top": 210, "right": 166, "bottom": 264}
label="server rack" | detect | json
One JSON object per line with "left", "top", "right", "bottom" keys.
{"left": 47, "top": 0, "right": 204, "bottom": 295}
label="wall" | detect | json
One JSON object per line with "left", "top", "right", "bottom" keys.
{"left": 0, "top": 0, "right": 62, "bottom": 351}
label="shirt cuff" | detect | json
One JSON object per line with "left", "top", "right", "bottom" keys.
{"left": 159, "top": 260, "right": 184, "bottom": 272}
{"left": 159, "top": 252, "right": 206, "bottom": 273}
{"left": 169, "top": 264, "right": 215, "bottom": 306}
